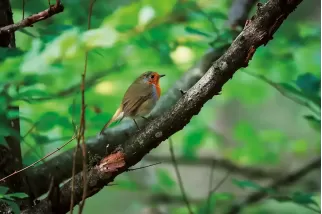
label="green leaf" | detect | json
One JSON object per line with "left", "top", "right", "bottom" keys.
{"left": 31, "top": 134, "right": 50, "bottom": 145}
{"left": 22, "top": 75, "right": 39, "bottom": 86}
{"left": 273, "top": 192, "right": 320, "bottom": 210}
{"left": 36, "top": 112, "right": 61, "bottom": 131}
{"left": 291, "top": 192, "right": 320, "bottom": 207}
{"left": 6, "top": 109, "right": 20, "bottom": 120}
{"left": 182, "top": 129, "right": 204, "bottom": 160}
{"left": 103, "top": 2, "right": 141, "bottom": 31}
{"left": 142, "top": 0, "right": 177, "bottom": 17}
{"left": 0, "top": 186, "right": 9, "bottom": 195}
{"left": 14, "top": 88, "right": 50, "bottom": 100}
{"left": 208, "top": 11, "right": 228, "bottom": 20}
{"left": 185, "top": 27, "right": 212, "bottom": 38}
{"left": 0, "top": 47, "right": 25, "bottom": 61}
{"left": 296, "top": 73, "right": 320, "bottom": 95}
{"left": 231, "top": 179, "right": 275, "bottom": 194}
{"left": 156, "top": 169, "right": 176, "bottom": 189}
{"left": 197, "top": 194, "right": 216, "bottom": 214}
{"left": 5, "top": 192, "right": 28, "bottom": 199}
{"left": 0, "top": 198, "right": 20, "bottom": 214}
{"left": 304, "top": 115, "right": 321, "bottom": 132}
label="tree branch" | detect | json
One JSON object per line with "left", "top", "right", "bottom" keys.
{"left": 0, "top": 0, "right": 64, "bottom": 35}
{"left": 25, "top": 0, "right": 256, "bottom": 200}
{"left": 168, "top": 138, "right": 193, "bottom": 214}
{"left": 144, "top": 155, "right": 282, "bottom": 179}
{"left": 22, "top": 0, "right": 304, "bottom": 213}
{"left": 225, "top": 157, "right": 321, "bottom": 214}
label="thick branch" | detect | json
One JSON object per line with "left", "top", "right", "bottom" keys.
{"left": 225, "top": 157, "right": 321, "bottom": 214}
{"left": 26, "top": 0, "right": 257, "bottom": 198}
{"left": 144, "top": 155, "right": 282, "bottom": 179}
{"left": 22, "top": 0, "right": 304, "bottom": 213}
{"left": 0, "top": 1, "right": 64, "bottom": 35}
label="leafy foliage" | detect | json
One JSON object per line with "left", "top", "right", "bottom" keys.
{"left": 0, "top": 0, "right": 319, "bottom": 213}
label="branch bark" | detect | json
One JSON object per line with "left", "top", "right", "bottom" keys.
{"left": 22, "top": 0, "right": 304, "bottom": 213}
{"left": 26, "top": 0, "right": 258, "bottom": 198}
{"left": 0, "top": 0, "right": 64, "bottom": 35}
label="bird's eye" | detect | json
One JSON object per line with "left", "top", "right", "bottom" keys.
{"left": 150, "top": 74, "right": 155, "bottom": 79}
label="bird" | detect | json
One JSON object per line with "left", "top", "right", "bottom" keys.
{"left": 100, "top": 71, "right": 165, "bottom": 135}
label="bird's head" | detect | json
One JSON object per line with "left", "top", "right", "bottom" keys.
{"left": 136, "top": 71, "right": 165, "bottom": 86}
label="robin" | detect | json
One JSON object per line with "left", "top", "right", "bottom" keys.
{"left": 100, "top": 71, "right": 165, "bottom": 134}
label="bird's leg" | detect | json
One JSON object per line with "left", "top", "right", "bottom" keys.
{"left": 141, "top": 116, "right": 151, "bottom": 122}
{"left": 133, "top": 119, "right": 140, "bottom": 130}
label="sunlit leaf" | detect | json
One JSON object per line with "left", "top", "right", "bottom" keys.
{"left": 103, "top": 2, "right": 141, "bottom": 31}
{"left": 142, "top": 0, "right": 177, "bottom": 18}
{"left": 82, "top": 27, "right": 118, "bottom": 49}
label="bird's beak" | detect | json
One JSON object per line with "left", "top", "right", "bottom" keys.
{"left": 159, "top": 74, "right": 166, "bottom": 78}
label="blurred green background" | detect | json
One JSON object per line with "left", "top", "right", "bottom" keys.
{"left": 0, "top": 0, "right": 320, "bottom": 213}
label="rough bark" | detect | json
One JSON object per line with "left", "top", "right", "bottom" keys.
{"left": 22, "top": 0, "right": 305, "bottom": 213}
{"left": 26, "top": 0, "right": 259, "bottom": 198}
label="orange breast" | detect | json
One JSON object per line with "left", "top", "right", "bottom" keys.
{"left": 148, "top": 82, "right": 161, "bottom": 99}
{"left": 155, "top": 83, "right": 161, "bottom": 98}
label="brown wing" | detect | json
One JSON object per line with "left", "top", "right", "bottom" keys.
{"left": 121, "top": 82, "right": 152, "bottom": 117}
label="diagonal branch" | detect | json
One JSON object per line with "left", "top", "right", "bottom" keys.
{"left": 0, "top": 0, "right": 64, "bottom": 35}
{"left": 144, "top": 155, "right": 282, "bottom": 179}
{"left": 169, "top": 138, "right": 193, "bottom": 214}
{"left": 225, "top": 157, "right": 321, "bottom": 214}
{"left": 26, "top": 0, "right": 258, "bottom": 198}
{"left": 22, "top": 0, "right": 305, "bottom": 213}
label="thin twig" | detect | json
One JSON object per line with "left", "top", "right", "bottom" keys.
{"left": 127, "top": 162, "right": 162, "bottom": 171}
{"left": 169, "top": 137, "right": 194, "bottom": 214}
{"left": 225, "top": 157, "right": 321, "bottom": 214}
{"left": 0, "top": 135, "right": 76, "bottom": 182}
{"left": 70, "top": 99, "right": 79, "bottom": 213}
{"left": 244, "top": 71, "right": 320, "bottom": 116}
{"left": 69, "top": 143, "right": 79, "bottom": 213}
{"left": 78, "top": 1, "right": 96, "bottom": 213}
{"left": 205, "top": 170, "right": 232, "bottom": 213}
{"left": 209, "top": 170, "right": 231, "bottom": 194}
{"left": 0, "top": 1, "right": 64, "bottom": 34}
{"left": 205, "top": 159, "right": 216, "bottom": 214}
{"left": 22, "top": 0, "right": 25, "bottom": 20}
{"left": 145, "top": 155, "right": 281, "bottom": 179}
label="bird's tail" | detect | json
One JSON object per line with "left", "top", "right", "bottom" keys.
{"left": 100, "top": 107, "right": 123, "bottom": 135}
